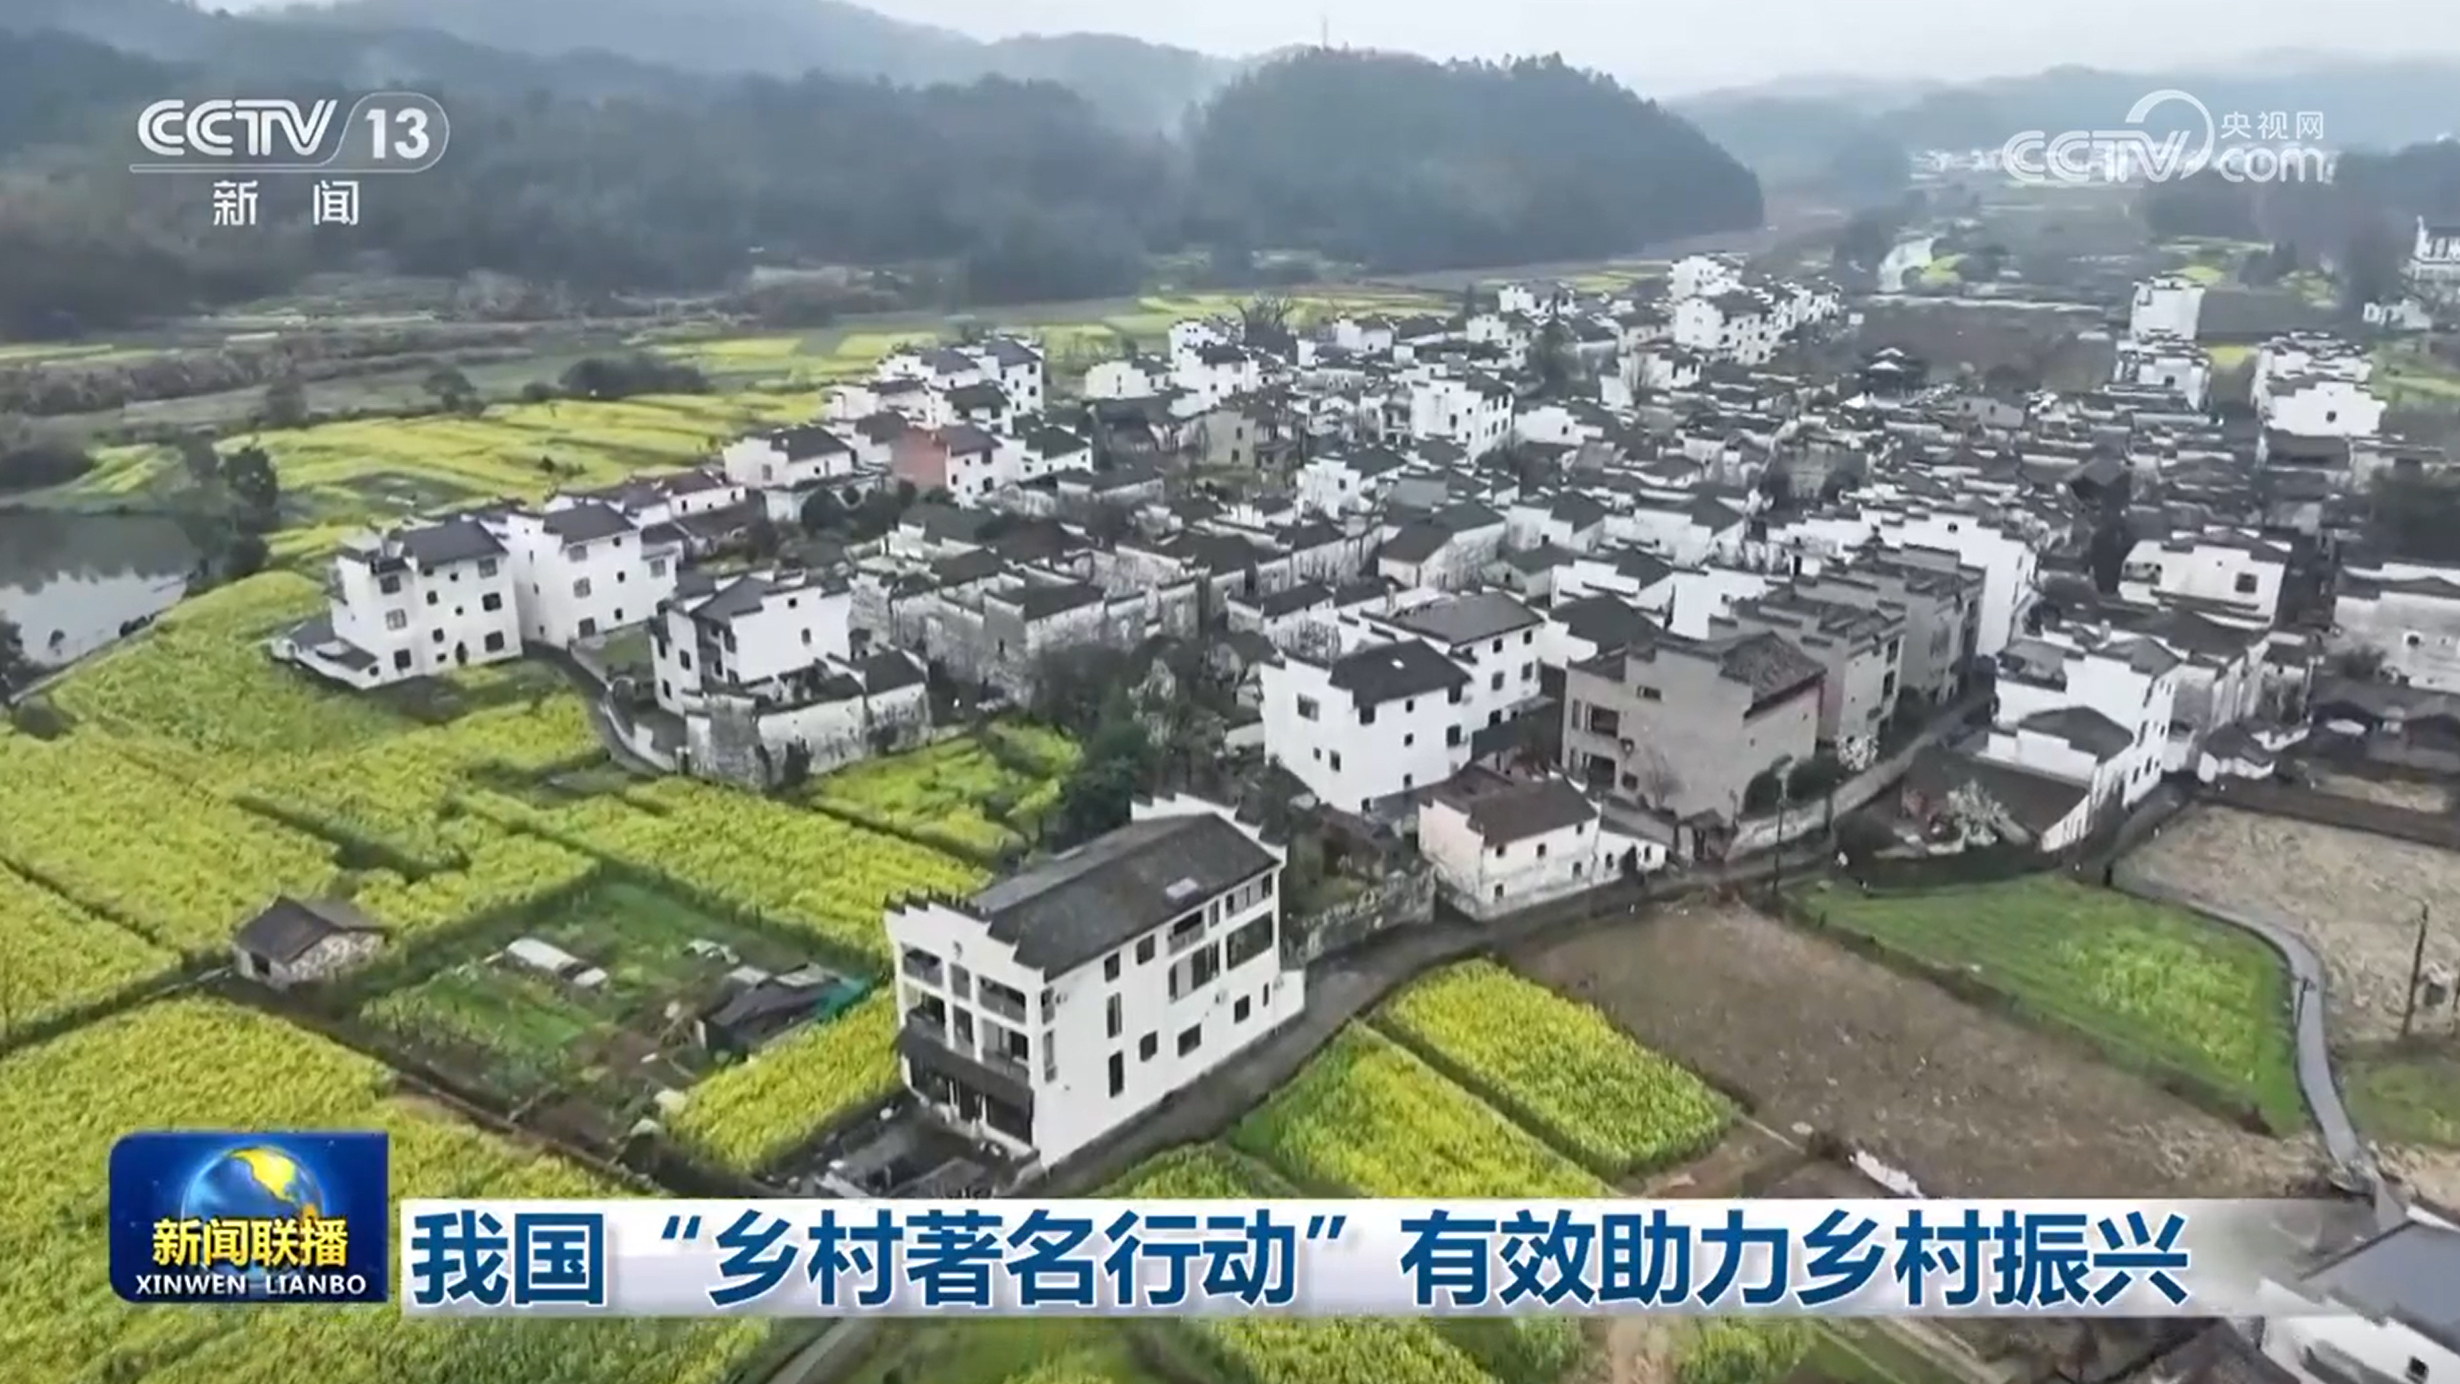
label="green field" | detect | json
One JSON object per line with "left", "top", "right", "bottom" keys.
{"left": 2344, "top": 1048, "right": 2460, "bottom": 1146}
{"left": 1794, "top": 876, "right": 2304, "bottom": 1132}
{"left": 2374, "top": 344, "right": 2460, "bottom": 405}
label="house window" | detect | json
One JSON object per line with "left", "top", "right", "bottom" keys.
{"left": 1234, "top": 995, "right": 1252, "bottom": 1023}
{"left": 1296, "top": 695, "right": 1320, "bottom": 721}
{"left": 1403, "top": 733, "right": 1415, "bottom": 746}
{"left": 2233, "top": 573, "right": 2258, "bottom": 594}
{"left": 574, "top": 577, "right": 592, "bottom": 598}
{"left": 650, "top": 558, "right": 668, "bottom": 577}
{"left": 1536, "top": 842, "right": 1548, "bottom": 859}
{"left": 1137, "top": 936, "right": 1156, "bottom": 964}
{"left": 484, "top": 632, "right": 506, "bottom": 653}
{"left": 392, "top": 650, "right": 412, "bottom": 671}
{"left": 1360, "top": 706, "right": 1377, "bottom": 725}
{"left": 1106, "top": 994, "right": 1122, "bottom": 1038}
{"left": 379, "top": 575, "right": 402, "bottom": 595}
{"left": 481, "top": 593, "right": 503, "bottom": 612}
{"left": 1521, "top": 662, "right": 1535, "bottom": 680}
{"left": 431, "top": 629, "right": 445, "bottom": 644}
{"left": 1105, "top": 954, "right": 1121, "bottom": 981}
{"left": 1447, "top": 724, "right": 1463, "bottom": 746}
{"left": 1490, "top": 672, "right": 1504, "bottom": 691}
{"left": 425, "top": 591, "right": 439, "bottom": 606}
{"left": 477, "top": 558, "right": 498, "bottom": 578}
{"left": 384, "top": 610, "right": 409, "bottom": 631}
{"left": 1140, "top": 1032, "right": 1158, "bottom": 1061}
{"left": 1328, "top": 751, "right": 1343, "bottom": 771}
{"left": 1108, "top": 1052, "right": 1125, "bottom": 1096}
{"left": 1638, "top": 686, "right": 1663, "bottom": 702}
{"left": 1177, "top": 1025, "right": 1202, "bottom": 1056}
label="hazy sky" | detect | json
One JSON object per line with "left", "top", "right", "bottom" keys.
{"left": 849, "top": 0, "right": 2460, "bottom": 95}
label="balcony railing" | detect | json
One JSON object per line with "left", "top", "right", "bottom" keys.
{"left": 978, "top": 986, "right": 1027, "bottom": 1024}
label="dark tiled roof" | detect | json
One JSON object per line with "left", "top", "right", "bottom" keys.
{"left": 940, "top": 423, "right": 997, "bottom": 454}
{"left": 1550, "top": 493, "right": 1609, "bottom": 528}
{"left": 945, "top": 381, "right": 1008, "bottom": 411}
{"left": 2017, "top": 705, "right": 2135, "bottom": 760}
{"left": 1437, "top": 772, "right": 1597, "bottom": 844}
{"left": 233, "top": 897, "right": 379, "bottom": 962}
{"left": 1026, "top": 425, "right": 1087, "bottom": 457}
{"left": 397, "top": 517, "right": 502, "bottom": 567}
{"left": 1379, "top": 522, "right": 1452, "bottom": 565}
{"left": 1328, "top": 639, "right": 1470, "bottom": 705}
{"left": 540, "top": 501, "right": 634, "bottom": 543}
{"left": 1716, "top": 632, "right": 1824, "bottom": 702}
{"left": 1553, "top": 595, "right": 1659, "bottom": 653}
{"left": 2300, "top": 1217, "right": 2460, "bottom": 1354}
{"left": 856, "top": 411, "right": 911, "bottom": 443}
{"left": 859, "top": 650, "right": 927, "bottom": 693}
{"left": 1252, "top": 582, "right": 1332, "bottom": 619}
{"left": 1904, "top": 747, "right": 2091, "bottom": 839}
{"left": 1008, "top": 581, "right": 1104, "bottom": 621}
{"left": 1388, "top": 591, "right": 1540, "bottom": 646}
{"left": 1435, "top": 501, "right": 1506, "bottom": 532}
{"left": 767, "top": 424, "right": 851, "bottom": 459}
{"left": 972, "top": 812, "right": 1277, "bottom": 975}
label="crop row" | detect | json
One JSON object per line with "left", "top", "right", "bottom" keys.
{"left": 0, "top": 864, "right": 175, "bottom": 1045}
{"left": 0, "top": 997, "right": 769, "bottom": 1384}
{"left": 352, "top": 832, "right": 600, "bottom": 939}
{"left": 667, "top": 988, "right": 902, "bottom": 1172}
{"left": 1231, "top": 1024, "right": 1606, "bottom": 1200}
{"left": 805, "top": 732, "right": 1075, "bottom": 859}
{"left": 1376, "top": 959, "right": 1732, "bottom": 1177}
{"left": 464, "top": 777, "right": 984, "bottom": 967}
{"left": 0, "top": 734, "right": 341, "bottom": 952}
{"left": 1802, "top": 877, "right": 2304, "bottom": 1132}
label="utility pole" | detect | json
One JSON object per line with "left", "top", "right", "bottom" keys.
{"left": 2400, "top": 903, "right": 2430, "bottom": 1041}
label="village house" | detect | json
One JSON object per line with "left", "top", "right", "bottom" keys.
{"left": 1418, "top": 768, "right": 1663, "bottom": 917}
{"left": 1791, "top": 554, "right": 1983, "bottom": 704}
{"left": 232, "top": 896, "right": 386, "bottom": 990}
{"left": 2129, "top": 275, "right": 2206, "bottom": 340}
{"left": 272, "top": 516, "right": 524, "bottom": 687}
{"left": 2335, "top": 556, "right": 2460, "bottom": 693}
{"left": 1988, "top": 628, "right": 2180, "bottom": 810}
{"left": 1559, "top": 629, "right": 1823, "bottom": 822}
{"left": 885, "top": 795, "right": 1304, "bottom": 1168}
{"left": 1296, "top": 448, "right": 1412, "bottom": 516}
{"left": 490, "top": 500, "right": 683, "bottom": 647}
{"left": 1709, "top": 588, "right": 1906, "bottom": 752}
{"left": 720, "top": 424, "right": 862, "bottom": 522}
{"left": 2120, "top": 532, "right": 2293, "bottom": 623}
{"left": 1258, "top": 637, "right": 1478, "bottom": 814}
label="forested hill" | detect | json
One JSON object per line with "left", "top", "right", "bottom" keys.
{"left": 1192, "top": 52, "right": 1764, "bottom": 273}
{"left": 0, "top": 22, "right": 1763, "bottom": 335}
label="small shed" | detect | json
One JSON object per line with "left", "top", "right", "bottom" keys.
{"left": 232, "top": 897, "right": 386, "bottom": 990}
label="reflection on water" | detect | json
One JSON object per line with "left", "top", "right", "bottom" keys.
{"left": 0, "top": 510, "right": 199, "bottom": 668}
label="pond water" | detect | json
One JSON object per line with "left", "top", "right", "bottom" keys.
{"left": 0, "top": 509, "right": 199, "bottom": 669}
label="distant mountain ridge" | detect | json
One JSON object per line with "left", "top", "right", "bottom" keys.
{"left": 1680, "top": 56, "right": 2460, "bottom": 184}
{"left": 282, "top": 0, "right": 1248, "bottom": 131}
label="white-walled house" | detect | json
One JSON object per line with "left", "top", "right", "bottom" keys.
{"left": 1406, "top": 373, "right": 1514, "bottom": 454}
{"left": 721, "top": 425, "right": 860, "bottom": 522}
{"left": 1673, "top": 292, "right": 1779, "bottom": 365}
{"left": 1083, "top": 357, "right": 1171, "bottom": 400}
{"left": 2120, "top": 533, "right": 2292, "bottom": 622}
{"left": 491, "top": 501, "right": 682, "bottom": 647}
{"left": 884, "top": 795, "right": 1305, "bottom": 1167}
{"left": 1296, "top": 448, "right": 1409, "bottom": 517}
{"left": 2128, "top": 275, "right": 2205, "bottom": 340}
{"left": 652, "top": 567, "right": 854, "bottom": 717}
{"left": 2335, "top": 557, "right": 2460, "bottom": 693}
{"left": 1258, "top": 638, "right": 1477, "bottom": 813}
{"left": 1419, "top": 769, "right": 1662, "bottom": 917}
{"left": 274, "top": 517, "right": 523, "bottom": 686}
{"left": 1990, "top": 630, "right": 2181, "bottom": 810}
{"left": 1668, "top": 254, "right": 1743, "bottom": 301}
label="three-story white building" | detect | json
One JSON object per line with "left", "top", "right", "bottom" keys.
{"left": 885, "top": 796, "right": 1305, "bottom": 1166}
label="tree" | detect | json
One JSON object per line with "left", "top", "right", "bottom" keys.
{"left": 1531, "top": 318, "right": 1575, "bottom": 398}
{"left": 0, "top": 617, "right": 27, "bottom": 696}
{"left": 743, "top": 516, "right": 782, "bottom": 561}
{"left": 798, "top": 487, "right": 846, "bottom": 534}
{"left": 260, "top": 377, "right": 308, "bottom": 429}
{"left": 1052, "top": 717, "right": 1158, "bottom": 848}
{"left": 1741, "top": 768, "right": 1783, "bottom": 815}
{"left": 2339, "top": 215, "right": 2409, "bottom": 313}
{"left": 224, "top": 531, "right": 269, "bottom": 580}
{"left": 423, "top": 366, "right": 479, "bottom": 413}
{"left": 1786, "top": 752, "right": 1847, "bottom": 802}
{"left": 1835, "top": 810, "right": 1898, "bottom": 867}
{"left": 221, "top": 444, "right": 281, "bottom": 531}
{"left": 175, "top": 433, "right": 220, "bottom": 487}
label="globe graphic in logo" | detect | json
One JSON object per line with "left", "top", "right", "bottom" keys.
{"left": 181, "top": 1147, "right": 326, "bottom": 1297}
